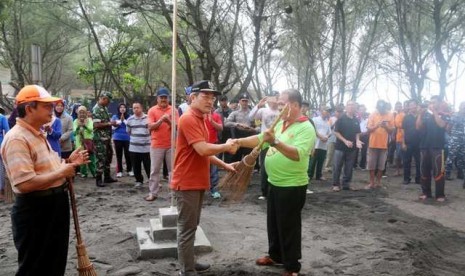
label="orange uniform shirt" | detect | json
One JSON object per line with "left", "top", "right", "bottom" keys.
{"left": 367, "top": 112, "right": 394, "bottom": 149}
{"left": 394, "top": 112, "right": 405, "bottom": 143}
{"left": 170, "top": 107, "right": 210, "bottom": 191}
{"left": 147, "top": 105, "right": 179, "bottom": 149}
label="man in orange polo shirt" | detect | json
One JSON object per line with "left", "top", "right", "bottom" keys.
{"left": 366, "top": 100, "right": 395, "bottom": 188}
{"left": 1, "top": 85, "right": 89, "bottom": 275}
{"left": 170, "top": 80, "right": 237, "bottom": 276}
{"left": 146, "top": 87, "right": 179, "bottom": 201}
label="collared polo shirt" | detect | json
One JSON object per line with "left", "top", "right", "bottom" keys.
{"left": 171, "top": 107, "right": 210, "bottom": 191}
{"left": 147, "top": 105, "right": 179, "bottom": 149}
{"left": 1, "top": 119, "right": 64, "bottom": 193}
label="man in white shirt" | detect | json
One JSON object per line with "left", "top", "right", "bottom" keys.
{"left": 308, "top": 106, "right": 332, "bottom": 180}
{"left": 249, "top": 93, "right": 280, "bottom": 199}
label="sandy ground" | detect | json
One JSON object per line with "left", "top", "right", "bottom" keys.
{"left": 1, "top": 166, "right": 465, "bottom": 276}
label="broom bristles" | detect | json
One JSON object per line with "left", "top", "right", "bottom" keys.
{"left": 4, "top": 178, "right": 15, "bottom": 203}
{"left": 219, "top": 148, "right": 260, "bottom": 201}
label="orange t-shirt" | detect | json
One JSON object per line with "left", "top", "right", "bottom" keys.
{"left": 394, "top": 112, "right": 405, "bottom": 143}
{"left": 170, "top": 107, "right": 210, "bottom": 191}
{"left": 147, "top": 105, "right": 179, "bottom": 148}
{"left": 368, "top": 112, "right": 394, "bottom": 149}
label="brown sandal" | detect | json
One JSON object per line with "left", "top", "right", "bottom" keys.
{"left": 144, "top": 195, "right": 157, "bottom": 201}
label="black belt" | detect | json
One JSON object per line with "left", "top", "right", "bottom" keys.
{"left": 16, "top": 182, "right": 69, "bottom": 198}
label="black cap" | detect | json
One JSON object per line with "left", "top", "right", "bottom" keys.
{"left": 239, "top": 93, "right": 249, "bottom": 100}
{"left": 191, "top": 80, "right": 221, "bottom": 95}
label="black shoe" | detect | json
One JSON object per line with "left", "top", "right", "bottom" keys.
{"left": 458, "top": 170, "right": 464, "bottom": 180}
{"left": 402, "top": 179, "right": 410, "bottom": 185}
{"left": 96, "top": 176, "right": 105, "bottom": 187}
{"left": 104, "top": 177, "right": 117, "bottom": 183}
{"left": 195, "top": 263, "right": 210, "bottom": 273}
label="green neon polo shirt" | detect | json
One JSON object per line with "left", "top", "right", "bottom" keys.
{"left": 259, "top": 117, "right": 316, "bottom": 187}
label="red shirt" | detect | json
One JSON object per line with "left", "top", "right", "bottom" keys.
{"left": 147, "top": 105, "right": 179, "bottom": 148}
{"left": 205, "top": 112, "right": 222, "bottom": 143}
{"left": 170, "top": 107, "right": 210, "bottom": 191}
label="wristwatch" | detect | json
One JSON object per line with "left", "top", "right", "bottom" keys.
{"left": 270, "top": 138, "right": 280, "bottom": 147}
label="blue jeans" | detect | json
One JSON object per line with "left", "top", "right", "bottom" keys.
{"left": 210, "top": 164, "right": 219, "bottom": 193}
{"left": 332, "top": 150, "right": 357, "bottom": 188}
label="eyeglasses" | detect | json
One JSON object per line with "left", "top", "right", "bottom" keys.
{"left": 198, "top": 94, "right": 216, "bottom": 102}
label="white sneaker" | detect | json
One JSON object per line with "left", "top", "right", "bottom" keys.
{"left": 211, "top": 192, "right": 221, "bottom": 199}
{"left": 134, "top": 182, "right": 142, "bottom": 188}
{"left": 306, "top": 189, "right": 314, "bottom": 194}
{"left": 116, "top": 172, "right": 123, "bottom": 178}
{"left": 258, "top": 196, "right": 266, "bottom": 200}
{"left": 128, "top": 171, "right": 134, "bottom": 177}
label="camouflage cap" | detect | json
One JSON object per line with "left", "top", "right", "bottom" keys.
{"left": 100, "top": 91, "right": 113, "bottom": 100}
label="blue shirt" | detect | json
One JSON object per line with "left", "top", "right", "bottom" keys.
{"left": 46, "top": 117, "right": 62, "bottom": 156}
{"left": 111, "top": 114, "right": 130, "bottom": 141}
{"left": 0, "top": 114, "right": 10, "bottom": 146}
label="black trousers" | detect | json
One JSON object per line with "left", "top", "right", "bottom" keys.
{"left": 359, "top": 134, "right": 369, "bottom": 169}
{"left": 130, "top": 152, "right": 151, "bottom": 183}
{"left": 308, "top": 149, "right": 327, "bottom": 179}
{"left": 420, "top": 149, "right": 445, "bottom": 198}
{"left": 403, "top": 145, "right": 420, "bottom": 183}
{"left": 267, "top": 184, "right": 307, "bottom": 273}
{"left": 114, "top": 140, "right": 131, "bottom": 173}
{"left": 11, "top": 192, "right": 70, "bottom": 276}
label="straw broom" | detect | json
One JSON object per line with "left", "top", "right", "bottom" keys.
{"left": 68, "top": 177, "right": 98, "bottom": 276}
{"left": 219, "top": 104, "right": 289, "bottom": 201}
{"left": 4, "top": 177, "right": 14, "bottom": 203}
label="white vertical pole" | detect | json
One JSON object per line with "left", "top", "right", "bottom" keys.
{"left": 170, "top": 0, "right": 178, "bottom": 209}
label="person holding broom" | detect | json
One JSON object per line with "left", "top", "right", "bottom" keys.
{"left": 1, "top": 85, "right": 89, "bottom": 276}
{"left": 170, "top": 80, "right": 239, "bottom": 276}
{"left": 233, "top": 89, "right": 316, "bottom": 276}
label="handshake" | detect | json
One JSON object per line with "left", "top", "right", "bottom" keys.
{"left": 225, "top": 138, "right": 241, "bottom": 154}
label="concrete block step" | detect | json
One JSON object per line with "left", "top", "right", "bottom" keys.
{"left": 159, "top": 207, "right": 178, "bottom": 228}
{"left": 150, "top": 218, "right": 177, "bottom": 241}
{"left": 137, "top": 226, "right": 212, "bottom": 259}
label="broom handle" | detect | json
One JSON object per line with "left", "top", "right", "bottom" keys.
{"left": 68, "top": 177, "right": 83, "bottom": 245}
{"left": 255, "top": 104, "right": 289, "bottom": 150}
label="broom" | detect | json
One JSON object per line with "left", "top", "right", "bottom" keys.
{"left": 219, "top": 104, "right": 289, "bottom": 201}
{"left": 68, "top": 177, "right": 98, "bottom": 276}
{"left": 4, "top": 177, "right": 14, "bottom": 203}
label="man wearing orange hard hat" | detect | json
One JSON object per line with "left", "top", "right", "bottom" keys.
{"left": 1, "top": 85, "right": 89, "bottom": 275}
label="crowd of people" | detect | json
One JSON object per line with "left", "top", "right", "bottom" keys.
{"left": 1, "top": 82, "right": 464, "bottom": 276}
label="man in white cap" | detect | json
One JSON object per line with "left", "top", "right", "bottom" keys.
{"left": 1, "top": 85, "right": 89, "bottom": 275}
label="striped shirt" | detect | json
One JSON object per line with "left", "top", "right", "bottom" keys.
{"left": 126, "top": 114, "right": 150, "bottom": 153}
{"left": 1, "top": 119, "right": 65, "bottom": 194}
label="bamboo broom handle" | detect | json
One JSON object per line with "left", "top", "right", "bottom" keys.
{"left": 254, "top": 104, "right": 289, "bottom": 150}
{"left": 68, "top": 178, "right": 83, "bottom": 245}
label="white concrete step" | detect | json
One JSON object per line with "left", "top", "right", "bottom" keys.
{"left": 137, "top": 226, "right": 212, "bottom": 259}
{"left": 150, "top": 218, "right": 177, "bottom": 241}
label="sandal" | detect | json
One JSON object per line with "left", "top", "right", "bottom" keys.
{"left": 332, "top": 186, "right": 341, "bottom": 192}
{"left": 436, "top": 197, "right": 446, "bottom": 202}
{"left": 144, "top": 195, "right": 157, "bottom": 201}
{"left": 418, "top": 195, "right": 428, "bottom": 201}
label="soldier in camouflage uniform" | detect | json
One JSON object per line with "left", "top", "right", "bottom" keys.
{"left": 446, "top": 101, "right": 465, "bottom": 187}
{"left": 93, "top": 92, "right": 118, "bottom": 187}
